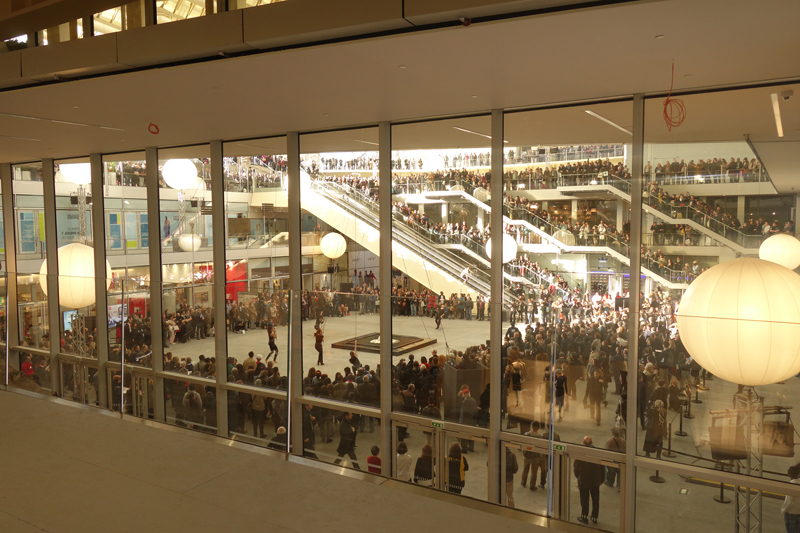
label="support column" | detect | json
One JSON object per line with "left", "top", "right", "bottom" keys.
{"left": 145, "top": 147, "right": 165, "bottom": 421}
{"left": 624, "top": 94, "right": 646, "bottom": 533}
{"left": 42, "top": 159, "right": 61, "bottom": 395}
{"left": 90, "top": 154, "right": 109, "bottom": 408}
{"left": 1, "top": 164, "right": 18, "bottom": 380}
{"left": 571, "top": 199, "right": 578, "bottom": 225}
{"left": 205, "top": 0, "right": 215, "bottom": 14}
{"left": 488, "top": 109, "right": 504, "bottom": 504}
{"left": 378, "top": 122, "right": 392, "bottom": 477}
{"left": 287, "top": 132, "right": 303, "bottom": 456}
{"left": 82, "top": 15, "right": 94, "bottom": 38}
{"left": 210, "top": 140, "right": 229, "bottom": 436}
{"left": 738, "top": 196, "right": 746, "bottom": 227}
{"left": 617, "top": 200, "right": 625, "bottom": 230}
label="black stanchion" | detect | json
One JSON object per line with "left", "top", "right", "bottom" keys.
{"left": 692, "top": 386, "right": 703, "bottom": 404}
{"left": 675, "top": 404, "right": 688, "bottom": 436}
{"left": 649, "top": 470, "right": 665, "bottom": 483}
{"left": 663, "top": 423, "right": 676, "bottom": 458}
{"left": 713, "top": 482, "right": 730, "bottom": 504}
{"left": 684, "top": 396, "right": 695, "bottom": 419}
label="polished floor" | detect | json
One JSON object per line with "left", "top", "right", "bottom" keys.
{"left": 0, "top": 390, "right": 557, "bottom": 533}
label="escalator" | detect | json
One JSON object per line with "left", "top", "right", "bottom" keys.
{"left": 304, "top": 180, "right": 522, "bottom": 303}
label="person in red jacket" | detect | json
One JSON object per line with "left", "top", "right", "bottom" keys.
{"left": 21, "top": 355, "right": 34, "bottom": 376}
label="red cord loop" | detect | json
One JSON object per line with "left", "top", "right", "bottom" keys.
{"left": 663, "top": 63, "right": 686, "bottom": 132}
{"left": 148, "top": 123, "right": 160, "bottom": 134}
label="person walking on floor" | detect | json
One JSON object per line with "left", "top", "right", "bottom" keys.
{"left": 333, "top": 412, "right": 361, "bottom": 470}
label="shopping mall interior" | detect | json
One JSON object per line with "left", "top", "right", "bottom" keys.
{"left": 0, "top": 1, "right": 799, "bottom": 532}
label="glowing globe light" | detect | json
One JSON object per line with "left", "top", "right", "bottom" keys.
{"left": 320, "top": 233, "right": 346, "bottom": 259}
{"left": 676, "top": 257, "right": 800, "bottom": 386}
{"left": 58, "top": 163, "right": 91, "bottom": 185}
{"left": 178, "top": 233, "right": 203, "bottom": 252}
{"left": 485, "top": 234, "right": 518, "bottom": 264}
{"left": 39, "top": 243, "right": 112, "bottom": 309}
{"left": 162, "top": 159, "right": 199, "bottom": 190}
{"left": 759, "top": 233, "right": 800, "bottom": 271}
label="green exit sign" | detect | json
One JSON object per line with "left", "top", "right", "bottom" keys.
{"left": 552, "top": 444, "right": 567, "bottom": 452}
{"left": 431, "top": 421, "right": 445, "bottom": 429}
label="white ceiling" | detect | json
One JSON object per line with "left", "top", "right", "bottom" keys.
{"left": 0, "top": 0, "right": 797, "bottom": 188}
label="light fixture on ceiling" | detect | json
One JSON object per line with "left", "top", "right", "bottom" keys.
{"left": 0, "top": 134, "right": 41, "bottom": 141}
{"left": 399, "top": 65, "right": 406, "bottom": 69}
{"left": 655, "top": 35, "right": 665, "bottom": 39}
{"left": 585, "top": 110, "right": 632, "bottom": 135}
{"left": 1, "top": 112, "right": 125, "bottom": 131}
{"left": 771, "top": 93, "right": 784, "bottom": 138}
{"left": 452, "top": 126, "right": 508, "bottom": 143}
{"left": 353, "top": 139, "right": 379, "bottom": 146}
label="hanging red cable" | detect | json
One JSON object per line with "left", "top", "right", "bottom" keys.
{"left": 663, "top": 62, "right": 686, "bottom": 132}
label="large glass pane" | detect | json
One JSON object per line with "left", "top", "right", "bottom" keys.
{"left": 159, "top": 146, "right": 215, "bottom": 375}
{"left": 163, "top": 376, "right": 217, "bottom": 433}
{"left": 390, "top": 117, "right": 492, "bottom": 429}
{"left": 229, "top": 0, "right": 288, "bottom": 11}
{"left": 104, "top": 152, "right": 151, "bottom": 368}
{"left": 54, "top": 158, "right": 99, "bottom": 360}
{"left": 301, "top": 403, "right": 380, "bottom": 471}
{"left": 156, "top": 0, "right": 206, "bottom": 24}
{"left": 300, "top": 128, "right": 382, "bottom": 410}
{"left": 636, "top": 466, "right": 790, "bottom": 533}
{"left": 502, "top": 102, "right": 633, "bottom": 449}
{"left": 640, "top": 83, "right": 800, "bottom": 485}
{"left": 222, "top": 138, "right": 289, "bottom": 391}
{"left": 12, "top": 162, "right": 51, "bottom": 389}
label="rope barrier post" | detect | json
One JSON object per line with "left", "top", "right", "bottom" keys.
{"left": 663, "top": 423, "right": 676, "bottom": 458}
{"left": 675, "top": 404, "right": 688, "bottom": 436}
{"left": 649, "top": 470, "right": 665, "bottom": 483}
{"left": 693, "top": 386, "right": 703, "bottom": 404}
{"left": 714, "top": 482, "right": 731, "bottom": 504}
{"left": 684, "top": 396, "right": 695, "bottom": 420}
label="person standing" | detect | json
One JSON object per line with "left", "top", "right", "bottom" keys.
{"left": 643, "top": 399, "right": 667, "bottom": 459}
{"left": 505, "top": 448, "right": 519, "bottom": 509}
{"left": 163, "top": 216, "right": 170, "bottom": 239}
{"left": 459, "top": 389, "right": 478, "bottom": 452}
{"left": 574, "top": 436, "right": 605, "bottom": 525}
{"left": 434, "top": 305, "right": 444, "bottom": 330}
{"left": 604, "top": 427, "right": 626, "bottom": 489}
{"left": 584, "top": 369, "right": 605, "bottom": 426}
{"left": 333, "top": 412, "right": 361, "bottom": 469}
{"left": 302, "top": 404, "right": 317, "bottom": 459}
{"left": 782, "top": 464, "right": 800, "bottom": 532}
{"left": 314, "top": 325, "right": 324, "bottom": 366}
{"left": 554, "top": 367, "right": 569, "bottom": 422}
{"left": 267, "top": 324, "right": 279, "bottom": 362}
{"left": 445, "top": 442, "right": 469, "bottom": 494}
{"left": 396, "top": 441, "right": 413, "bottom": 481}
{"left": 476, "top": 295, "right": 486, "bottom": 321}
{"left": 414, "top": 444, "right": 434, "bottom": 487}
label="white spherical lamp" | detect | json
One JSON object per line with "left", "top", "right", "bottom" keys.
{"left": 676, "top": 257, "right": 800, "bottom": 386}
{"left": 320, "top": 233, "right": 346, "bottom": 259}
{"left": 759, "top": 234, "right": 800, "bottom": 270}
{"left": 178, "top": 233, "right": 203, "bottom": 252}
{"left": 39, "top": 243, "right": 112, "bottom": 309}
{"left": 162, "top": 159, "right": 199, "bottom": 190}
{"left": 58, "top": 163, "right": 92, "bottom": 185}
{"left": 485, "top": 234, "right": 518, "bottom": 264}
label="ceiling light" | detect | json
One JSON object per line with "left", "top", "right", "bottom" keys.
{"left": 0, "top": 134, "right": 41, "bottom": 141}
{"left": 452, "top": 126, "right": 508, "bottom": 143}
{"left": 472, "top": 95, "right": 478, "bottom": 98}
{"left": 771, "top": 93, "right": 784, "bottom": 138}
{"left": 655, "top": 35, "right": 665, "bottom": 39}
{"left": 52, "top": 120, "right": 88, "bottom": 126}
{"left": 399, "top": 65, "right": 406, "bottom": 69}
{"left": 354, "top": 140, "right": 379, "bottom": 146}
{"left": 585, "top": 110, "right": 632, "bottom": 135}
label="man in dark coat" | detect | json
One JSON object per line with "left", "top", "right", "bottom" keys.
{"left": 333, "top": 412, "right": 361, "bottom": 469}
{"left": 573, "top": 437, "right": 605, "bottom": 525}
